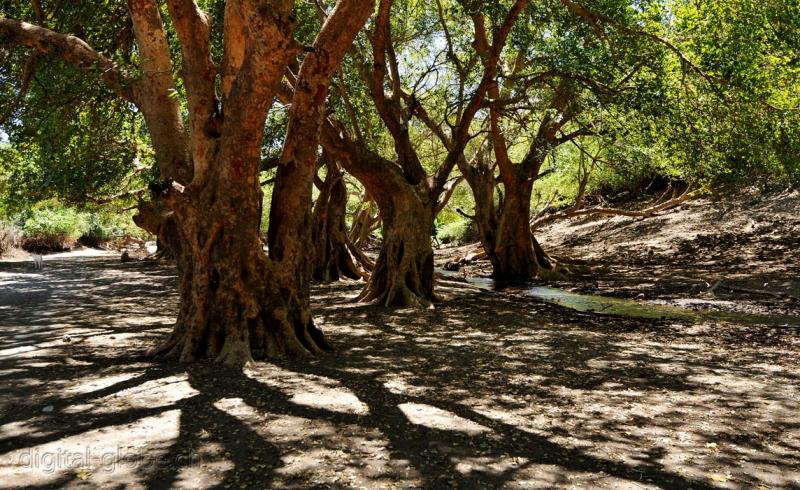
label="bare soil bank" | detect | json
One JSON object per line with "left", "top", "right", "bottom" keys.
{"left": 440, "top": 188, "right": 800, "bottom": 321}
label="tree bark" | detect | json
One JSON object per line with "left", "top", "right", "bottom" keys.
{"left": 490, "top": 180, "right": 539, "bottom": 281}
{"left": 318, "top": 0, "right": 526, "bottom": 306}
{"left": 175, "top": 0, "right": 372, "bottom": 366}
{"left": 459, "top": 45, "right": 571, "bottom": 282}
{"left": 150, "top": 159, "right": 330, "bottom": 365}
{"left": 1, "top": 0, "right": 372, "bottom": 366}
{"left": 462, "top": 163, "right": 557, "bottom": 283}
{"left": 321, "top": 123, "right": 437, "bottom": 307}
{"left": 311, "top": 161, "right": 363, "bottom": 281}
{"left": 130, "top": 0, "right": 374, "bottom": 365}
{"left": 357, "top": 185, "right": 435, "bottom": 306}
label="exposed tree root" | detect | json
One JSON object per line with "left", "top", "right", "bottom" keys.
{"left": 356, "top": 238, "right": 434, "bottom": 307}
{"left": 145, "top": 234, "right": 332, "bottom": 367}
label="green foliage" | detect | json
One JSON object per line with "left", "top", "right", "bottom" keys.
{"left": 6, "top": 202, "right": 138, "bottom": 252}
{"left": 18, "top": 206, "right": 88, "bottom": 252}
{"left": 436, "top": 218, "right": 473, "bottom": 245}
{"left": 22, "top": 207, "right": 88, "bottom": 240}
{"left": 80, "top": 213, "right": 119, "bottom": 245}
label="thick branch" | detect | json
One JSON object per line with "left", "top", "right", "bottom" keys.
{"left": 127, "top": 0, "right": 190, "bottom": 181}
{"left": 519, "top": 79, "right": 574, "bottom": 178}
{"left": 320, "top": 120, "right": 411, "bottom": 199}
{"left": 370, "top": 0, "right": 426, "bottom": 184}
{"left": 221, "top": 0, "right": 245, "bottom": 100}
{"left": 0, "top": 18, "right": 133, "bottom": 101}
{"left": 532, "top": 186, "right": 703, "bottom": 229}
{"left": 268, "top": 0, "right": 374, "bottom": 263}
{"left": 165, "top": 0, "right": 219, "bottom": 183}
{"left": 432, "top": 1, "right": 527, "bottom": 194}
{"left": 221, "top": 1, "right": 300, "bottom": 158}
{"left": 435, "top": 176, "right": 465, "bottom": 214}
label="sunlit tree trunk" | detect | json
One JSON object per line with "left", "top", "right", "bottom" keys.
{"left": 357, "top": 184, "right": 435, "bottom": 306}
{"left": 0, "top": 0, "right": 374, "bottom": 365}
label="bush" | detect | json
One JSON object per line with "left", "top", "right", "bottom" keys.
{"left": 78, "top": 214, "right": 115, "bottom": 248}
{"left": 21, "top": 208, "right": 89, "bottom": 253}
{"left": 437, "top": 218, "right": 478, "bottom": 246}
{"left": 0, "top": 222, "right": 21, "bottom": 257}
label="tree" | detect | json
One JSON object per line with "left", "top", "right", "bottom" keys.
{"left": 456, "top": 0, "right": 717, "bottom": 281}
{"left": 318, "top": 0, "right": 527, "bottom": 306}
{"left": 1, "top": 0, "right": 374, "bottom": 366}
{"left": 311, "top": 153, "right": 365, "bottom": 281}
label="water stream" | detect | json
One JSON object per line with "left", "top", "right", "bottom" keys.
{"left": 436, "top": 269, "right": 799, "bottom": 327}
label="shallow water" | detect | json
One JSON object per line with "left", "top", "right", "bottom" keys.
{"left": 436, "top": 269, "right": 799, "bottom": 327}
{"left": 523, "top": 286, "right": 799, "bottom": 327}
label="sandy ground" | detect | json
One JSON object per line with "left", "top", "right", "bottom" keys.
{"left": 0, "top": 245, "right": 798, "bottom": 489}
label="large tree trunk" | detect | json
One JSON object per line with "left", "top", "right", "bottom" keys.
{"left": 150, "top": 156, "right": 330, "bottom": 367}
{"left": 461, "top": 164, "right": 498, "bottom": 262}
{"left": 0, "top": 0, "right": 374, "bottom": 367}
{"left": 357, "top": 186, "right": 435, "bottom": 306}
{"left": 463, "top": 167, "right": 556, "bottom": 283}
{"left": 490, "top": 181, "right": 539, "bottom": 281}
{"left": 321, "top": 125, "right": 437, "bottom": 307}
{"left": 311, "top": 164, "right": 363, "bottom": 281}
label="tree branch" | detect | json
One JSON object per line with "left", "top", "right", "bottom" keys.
{"left": 269, "top": 0, "right": 374, "bottom": 261}
{"left": 559, "top": 0, "right": 720, "bottom": 90}
{"left": 126, "top": 0, "right": 190, "bottom": 182}
{"left": 165, "top": 0, "right": 219, "bottom": 183}
{"left": 0, "top": 17, "right": 134, "bottom": 101}
{"left": 0, "top": 52, "right": 37, "bottom": 125}
{"left": 532, "top": 185, "right": 704, "bottom": 229}
{"left": 370, "top": 0, "right": 427, "bottom": 184}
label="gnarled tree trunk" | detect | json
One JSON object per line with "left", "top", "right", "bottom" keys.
{"left": 133, "top": 0, "right": 372, "bottom": 366}
{"left": 320, "top": 123, "right": 438, "bottom": 307}
{"left": 490, "top": 180, "right": 539, "bottom": 281}
{"left": 150, "top": 161, "right": 329, "bottom": 365}
{"left": 311, "top": 161, "right": 363, "bottom": 281}
{"left": 358, "top": 185, "right": 435, "bottom": 306}
{"left": 318, "top": 0, "right": 526, "bottom": 307}
{"left": 462, "top": 165, "right": 556, "bottom": 284}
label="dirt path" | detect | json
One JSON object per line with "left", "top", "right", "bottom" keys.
{"left": 0, "top": 251, "right": 798, "bottom": 488}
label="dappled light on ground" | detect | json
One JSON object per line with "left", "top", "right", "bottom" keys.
{"left": 0, "top": 253, "right": 798, "bottom": 488}
{"left": 0, "top": 409, "right": 182, "bottom": 488}
{"left": 399, "top": 403, "right": 491, "bottom": 435}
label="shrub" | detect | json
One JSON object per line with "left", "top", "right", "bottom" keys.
{"left": 0, "top": 222, "right": 21, "bottom": 257}
{"left": 21, "top": 208, "right": 89, "bottom": 253}
{"left": 78, "top": 214, "right": 115, "bottom": 248}
{"left": 437, "top": 218, "right": 478, "bottom": 246}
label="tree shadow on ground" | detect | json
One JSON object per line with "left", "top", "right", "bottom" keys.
{"left": 0, "top": 255, "right": 798, "bottom": 488}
